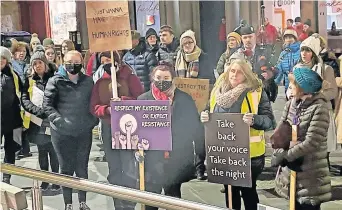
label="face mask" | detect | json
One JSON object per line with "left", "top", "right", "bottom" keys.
{"left": 65, "top": 63, "right": 82, "bottom": 75}
{"left": 153, "top": 80, "right": 172, "bottom": 92}
{"left": 103, "top": 63, "right": 119, "bottom": 75}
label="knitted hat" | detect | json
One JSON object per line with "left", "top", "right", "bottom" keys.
{"left": 240, "top": 25, "right": 255, "bottom": 35}
{"left": 283, "top": 29, "right": 298, "bottom": 40}
{"left": 227, "top": 32, "right": 242, "bottom": 46}
{"left": 145, "top": 28, "right": 158, "bottom": 39}
{"left": 300, "top": 33, "right": 321, "bottom": 57}
{"left": 180, "top": 30, "right": 196, "bottom": 46}
{"left": 131, "top": 30, "right": 141, "bottom": 40}
{"left": 294, "top": 17, "right": 301, "bottom": 23}
{"left": 30, "top": 33, "right": 41, "bottom": 46}
{"left": 33, "top": 45, "right": 45, "bottom": 53}
{"left": 43, "top": 38, "right": 54, "bottom": 47}
{"left": 304, "top": 19, "right": 311, "bottom": 27}
{"left": 30, "top": 51, "right": 48, "bottom": 66}
{"left": 293, "top": 67, "right": 322, "bottom": 94}
{"left": 0, "top": 46, "right": 12, "bottom": 62}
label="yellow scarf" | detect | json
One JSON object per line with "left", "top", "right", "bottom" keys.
{"left": 175, "top": 46, "right": 201, "bottom": 78}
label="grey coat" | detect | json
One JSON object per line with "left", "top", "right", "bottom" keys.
{"left": 273, "top": 93, "right": 332, "bottom": 205}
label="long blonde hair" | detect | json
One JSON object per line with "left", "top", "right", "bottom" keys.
{"left": 211, "top": 59, "right": 262, "bottom": 98}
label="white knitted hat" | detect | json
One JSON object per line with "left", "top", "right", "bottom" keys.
{"left": 300, "top": 33, "right": 321, "bottom": 57}
{"left": 0, "top": 46, "right": 12, "bottom": 62}
{"left": 180, "top": 30, "right": 196, "bottom": 46}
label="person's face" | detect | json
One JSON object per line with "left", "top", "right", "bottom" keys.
{"left": 153, "top": 70, "right": 172, "bottom": 81}
{"left": 288, "top": 82, "right": 303, "bottom": 99}
{"left": 31, "top": 41, "right": 40, "bottom": 50}
{"left": 61, "top": 43, "right": 69, "bottom": 55}
{"left": 287, "top": 21, "right": 293, "bottom": 27}
{"left": 284, "top": 35, "right": 296, "bottom": 45}
{"left": 32, "top": 60, "right": 46, "bottom": 76}
{"left": 301, "top": 48, "right": 313, "bottom": 63}
{"left": 64, "top": 53, "right": 82, "bottom": 66}
{"left": 241, "top": 33, "right": 256, "bottom": 50}
{"left": 227, "top": 37, "right": 238, "bottom": 49}
{"left": 45, "top": 48, "right": 56, "bottom": 63}
{"left": 229, "top": 63, "right": 246, "bottom": 87}
{"left": 100, "top": 56, "right": 111, "bottom": 65}
{"left": 182, "top": 37, "right": 195, "bottom": 54}
{"left": 132, "top": 39, "right": 140, "bottom": 48}
{"left": 147, "top": 35, "right": 157, "bottom": 46}
{"left": 14, "top": 47, "right": 27, "bottom": 61}
{"left": 303, "top": 24, "right": 309, "bottom": 31}
{"left": 1, "top": 57, "right": 7, "bottom": 70}
{"left": 295, "top": 22, "right": 301, "bottom": 26}
{"left": 221, "top": 18, "right": 226, "bottom": 24}
{"left": 160, "top": 31, "right": 174, "bottom": 44}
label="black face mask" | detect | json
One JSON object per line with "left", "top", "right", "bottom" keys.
{"left": 153, "top": 80, "right": 172, "bottom": 92}
{"left": 65, "top": 64, "right": 82, "bottom": 75}
{"left": 103, "top": 63, "right": 111, "bottom": 75}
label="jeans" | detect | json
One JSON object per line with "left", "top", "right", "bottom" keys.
{"left": 101, "top": 122, "right": 137, "bottom": 210}
{"left": 51, "top": 129, "right": 92, "bottom": 205}
{"left": 224, "top": 155, "right": 265, "bottom": 210}
{"left": 36, "top": 136, "right": 59, "bottom": 185}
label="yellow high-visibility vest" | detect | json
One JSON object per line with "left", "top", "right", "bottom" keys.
{"left": 22, "top": 79, "right": 35, "bottom": 129}
{"left": 210, "top": 86, "right": 266, "bottom": 158}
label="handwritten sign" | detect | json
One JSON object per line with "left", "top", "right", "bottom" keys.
{"left": 320, "top": 0, "right": 342, "bottom": 13}
{"left": 85, "top": 0, "right": 132, "bottom": 52}
{"left": 205, "top": 113, "right": 251, "bottom": 187}
{"left": 111, "top": 100, "right": 172, "bottom": 151}
{"left": 173, "top": 78, "right": 210, "bottom": 112}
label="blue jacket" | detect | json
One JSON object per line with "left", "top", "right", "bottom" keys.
{"left": 11, "top": 59, "right": 29, "bottom": 83}
{"left": 274, "top": 42, "right": 300, "bottom": 90}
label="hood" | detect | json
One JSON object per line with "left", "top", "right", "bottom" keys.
{"left": 285, "top": 42, "right": 300, "bottom": 52}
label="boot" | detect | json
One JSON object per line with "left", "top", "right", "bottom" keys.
{"left": 65, "top": 204, "right": 73, "bottom": 210}
{"left": 79, "top": 202, "right": 90, "bottom": 210}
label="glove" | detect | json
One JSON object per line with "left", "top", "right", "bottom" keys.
{"left": 134, "top": 151, "right": 144, "bottom": 163}
{"left": 271, "top": 149, "right": 287, "bottom": 167}
{"left": 287, "top": 157, "right": 304, "bottom": 172}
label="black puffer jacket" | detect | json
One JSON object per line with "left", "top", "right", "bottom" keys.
{"left": 21, "top": 69, "right": 54, "bottom": 145}
{"left": 320, "top": 51, "right": 340, "bottom": 77}
{"left": 123, "top": 39, "right": 158, "bottom": 91}
{"left": 157, "top": 38, "right": 180, "bottom": 65}
{"left": 43, "top": 70, "right": 98, "bottom": 137}
{"left": 1, "top": 65, "right": 22, "bottom": 133}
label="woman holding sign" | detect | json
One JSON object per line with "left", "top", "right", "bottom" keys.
{"left": 271, "top": 67, "right": 332, "bottom": 210}
{"left": 137, "top": 62, "right": 205, "bottom": 209}
{"left": 201, "top": 59, "right": 275, "bottom": 210}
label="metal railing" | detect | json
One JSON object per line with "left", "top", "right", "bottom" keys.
{"left": 1, "top": 163, "right": 227, "bottom": 210}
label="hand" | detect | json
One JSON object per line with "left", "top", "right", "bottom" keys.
{"left": 271, "top": 149, "right": 288, "bottom": 167}
{"left": 112, "top": 97, "right": 121, "bottom": 102}
{"left": 134, "top": 151, "right": 144, "bottom": 163}
{"left": 119, "top": 135, "right": 127, "bottom": 149}
{"left": 141, "top": 139, "right": 150, "bottom": 150}
{"left": 131, "top": 135, "right": 139, "bottom": 149}
{"left": 200, "top": 111, "right": 209, "bottom": 123}
{"left": 261, "top": 72, "right": 273, "bottom": 80}
{"left": 125, "top": 121, "right": 133, "bottom": 132}
{"left": 243, "top": 113, "right": 254, "bottom": 126}
{"left": 106, "top": 107, "right": 111, "bottom": 115}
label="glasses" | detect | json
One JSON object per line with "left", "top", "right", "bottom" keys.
{"left": 183, "top": 41, "right": 194, "bottom": 46}
{"left": 64, "top": 62, "right": 82, "bottom": 65}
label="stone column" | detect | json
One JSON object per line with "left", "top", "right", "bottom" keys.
{"left": 225, "top": 0, "right": 239, "bottom": 33}
{"left": 301, "top": 1, "right": 317, "bottom": 32}
{"left": 239, "top": 0, "right": 251, "bottom": 25}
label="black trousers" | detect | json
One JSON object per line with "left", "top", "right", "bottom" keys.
{"left": 51, "top": 129, "right": 92, "bottom": 205}
{"left": 101, "top": 122, "right": 137, "bottom": 210}
{"left": 36, "top": 135, "right": 59, "bottom": 184}
{"left": 195, "top": 135, "right": 206, "bottom": 174}
{"left": 224, "top": 155, "right": 265, "bottom": 210}
{"left": 19, "top": 129, "right": 30, "bottom": 155}
{"left": 295, "top": 201, "right": 321, "bottom": 210}
{"left": 145, "top": 183, "right": 182, "bottom": 210}
{"left": 1, "top": 130, "right": 21, "bottom": 179}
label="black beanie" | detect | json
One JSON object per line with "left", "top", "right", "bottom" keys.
{"left": 145, "top": 28, "right": 158, "bottom": 39}
{"left": 304, "top": 19, "right": 312, "bottom": 27}
{"left": 295, "top": 17, "right": 301, "bottom": 23}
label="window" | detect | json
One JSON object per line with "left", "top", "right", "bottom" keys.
{"left": 326, "top": 0, "right": 342, "bottom": 30}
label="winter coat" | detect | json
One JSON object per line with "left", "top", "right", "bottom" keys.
{"left": 157, "top": 38, "right": 180, "bottom": 65}
{"left": 274, "top": 93, "right": 332, "bottom": 205}
{"left": 21, "top": 69, "right": 54, "bottom": 145}
{"left": 43, "top": 69, "right": 98, "bottom": 137}
{"left": 90, "top": 65, "right": 144, "bottom": 124}
{"left": 335, "top": 57, "right": 342, "bottom": 144}
{"left": 216, "top": 48, "right": 240, "bottom": 75}
{"left": 146, "top": 42, "right": 159, "bottom": 56}
{"left": 86, "top": 53, "right": 101, "bottom": 77}
{"left": 320, "top": 50, "right": 340, "bottom": 78}
{"left": 274, "top": 42, "right": 301, "bottom": 90}
{"left": 1, "top": 65, "right": 23, "bottom": 133}
{"left": 123, "top": 40, "right": 158, "bottom": 91}
{"left": 137, "top": 89, "right": 204, "bottom": 185}
{"left": 11, "top": 59, "right": 29, "bottom": 83}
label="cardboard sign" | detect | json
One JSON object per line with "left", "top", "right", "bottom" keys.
{"left": 205, "top": 113, "right": 252, "bottom": 187}
{"left": 85, "top": 0, "right": 132, "bottom": 52}
{"left": 111, "top": 100, "right": 172, "bottom": 151}
{"left": 173, "top": 78, "right": 210, "bottom": 112}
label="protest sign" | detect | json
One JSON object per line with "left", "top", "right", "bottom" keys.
{"left": 85, "top": 0, "right": 132, "bottom": 52}
{"left": 205, "top": 113, "right": 251, "bottom": 187}
{"left": 111, "top": 100, "right": 172, "bottom": 151}
{"left": 173, "top": 78, "right": 209, "bottom": 112}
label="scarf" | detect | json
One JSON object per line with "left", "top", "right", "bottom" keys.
{"left": 216, "top": 83, "right": 249, "bottom": 109}
{"left": 151, "top": 83, "right": 176, "bottom": 102}
{"left": 175, "top": 46, "right": 201, "bottom": 78}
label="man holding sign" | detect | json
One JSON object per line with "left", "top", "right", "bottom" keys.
{"left": 201, "top": 59, "right": 275, "bottom": 210}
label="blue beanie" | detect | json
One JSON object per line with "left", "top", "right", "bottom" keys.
{"left": 293, "top": 67, "right": 322, "bottom": 94}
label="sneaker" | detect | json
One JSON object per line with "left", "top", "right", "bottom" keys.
{"left": 40, "top": 182, "right": 49, "bottom": 191}
{"left": 65, "top": 204, "right": 73, "bottom": 210}
{"left": 51, "top": 184, "right": 60, "bottom": 191}
{"left": 79, "top": 202, "right": 90, "bottom": 210}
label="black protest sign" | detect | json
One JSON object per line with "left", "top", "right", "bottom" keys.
{"left": 205, "top": 113, "right": 251, "bottom": 187}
